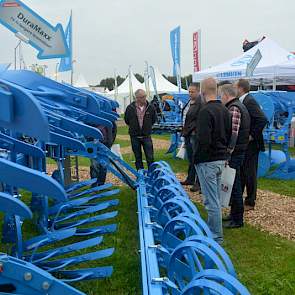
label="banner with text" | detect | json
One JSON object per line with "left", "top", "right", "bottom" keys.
{"left": 58, "top": 12, "right": 72, "bottom": 72}
{"left": 193, "top": 30, "right": 201, "bottom": 72}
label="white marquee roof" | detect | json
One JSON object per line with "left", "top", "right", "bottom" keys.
{"left": 193, "top": 38, "right": 295, "bottom": 85}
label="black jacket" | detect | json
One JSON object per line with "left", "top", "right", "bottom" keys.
{"left": 124, "top": 101, "right": 157, "bottom": 137}
{"left": 195, "top": 100, "right": 232, "bottom": 164}
{"left": 242, "top": 94, "right": 268, "bottom": 152}
{"left": 182, "top": 98, "right": 204, "bottom": 137}
{"left": 226, "top": 98, "right": 250, "bottom": 156}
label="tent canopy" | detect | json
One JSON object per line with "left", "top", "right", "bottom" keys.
{"left": 74, "top": 74, "right": 89, "bottom": 88}
{"left": 193, "top": 38, "right": 295, "bottom": 85}
{"left": 148, "top": 67, "right": 187, "bottom": 93}
{"left": 109, "top": 72, "right": 144, "bottom": 95}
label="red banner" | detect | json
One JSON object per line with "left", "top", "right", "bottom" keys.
{"left": 193, "top": 31, "right": 201, "bottom": 72}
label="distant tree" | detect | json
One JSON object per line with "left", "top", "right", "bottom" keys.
{"left": 165, "top": 74, "right": 193, "bottom": 90}
{"left": 134, "top": 73, "right": 144, "bottom": 83}
{"left": 98, "top": 75, "right": 125, "bottom": 91}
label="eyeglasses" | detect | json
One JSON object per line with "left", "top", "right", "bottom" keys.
{"left": 136, "top": 96, "right": 146, "bottom": 99}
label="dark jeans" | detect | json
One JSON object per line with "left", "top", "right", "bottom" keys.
{"left": 90, "top": 160, "right": 107, "bottom": 185}
{"left": 185, "top": 135, "right": 199, "bottom": 185}
{"left": 241, "top": 141, "right": 259, "bottom": 206}
{"left": 229, "top": 154, "right": 245, "bottom": 225}
{"left": 131, "top": 136, "right": 154, "bottom": 170}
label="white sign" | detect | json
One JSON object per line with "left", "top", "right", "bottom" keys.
{"left": 246, "top": 49, "right": 262, "bottom": 77}
{"left": 0, "top": 0, "right": 69, "bottom": 59}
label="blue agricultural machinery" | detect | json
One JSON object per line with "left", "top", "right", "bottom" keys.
{"left": 0, "top": 69, "right": 250, "bottom": 294}
{"left": 152, "top": 92, "right": 189, "bottom": 157}
{"left": 252, "top": 91, "right": 295, "bottom": 179}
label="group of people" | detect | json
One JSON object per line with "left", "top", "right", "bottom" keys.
{"left": 181, "top": 78, "right": 267, "bottom": 243}
{"left": 123, "top": 78, "right": 267, "bottom": 244}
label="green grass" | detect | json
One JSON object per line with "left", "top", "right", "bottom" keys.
{"left": 223, "top": 226, "right": 295, "bottom": 294}
{"left": 74, "top": 187, "right": 140, "bottom": 295}
{"left": 258, "top": 178, "right": 295, "bottom": 197}
{"left": 46, "top": 157, "right": 90, "bottom": 167}
{"left": 193, "top": 203, "right": 295, "bottom": 295}
{"left": 113, "top": 139, "right": 130, "bottom": 148}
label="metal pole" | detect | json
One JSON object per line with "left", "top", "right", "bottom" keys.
{"left": 55, "top": 62, "right": 59, "bottom": 81}
{"left": 14, "top": 40, "right": 21, "bottom": 70}
{"left": 70, "top": 60, "right": 76, "bottom": 85}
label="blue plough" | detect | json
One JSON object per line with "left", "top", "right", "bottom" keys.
{"left": 0, "top": 69, "right": 250, "bottom": 294}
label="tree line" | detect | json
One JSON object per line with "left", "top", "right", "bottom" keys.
{"left": 97, "top": 74, "right": 193, "bottom": 91}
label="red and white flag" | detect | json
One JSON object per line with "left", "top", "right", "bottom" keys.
{"left": 193, "top": 30, "right": 201, "bottom": 72}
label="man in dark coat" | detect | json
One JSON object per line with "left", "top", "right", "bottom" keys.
{"left": 236, "top": 79, "right": 268, "bottom": 210}
{"left": 124, "top": 89, "right": 157, "bottom": 170}
{"left": 181, "top": 83, "right": 203, "bottom": 192}
{"left": 220, "top": 83, "right": 250, "bottom": 228}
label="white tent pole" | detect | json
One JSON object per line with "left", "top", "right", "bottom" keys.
{"left": 144, "top": 61, "right": 151, "bottom": 99}
{"left": 114, "top": 69, "right": 118, "bottom": 102}
{"left": 128, "top": 65, "right": 134, "bottom": 104}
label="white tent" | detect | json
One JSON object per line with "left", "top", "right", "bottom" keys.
{"left": 107, "top": 67, "right": 188, "bottom": 113}
{"left": 193, "top": 38, "right": 295, "bottom": 85}
{"left": 148, "top": 67, "right": 188, "bottom": 93}
{"left": 108, "top": 72, "right": 144, "bottom": 113}
{"left": 74, "top": 74, "right": 89, "bottom": 88}
{"left": 109, "top": 72, "right": 144, "bottom": 95}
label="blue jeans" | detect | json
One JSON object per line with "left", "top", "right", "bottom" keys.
{"left": 196, "top": 161, "right": 226, "bottom": 244}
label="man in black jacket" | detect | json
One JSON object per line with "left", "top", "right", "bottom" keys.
{"left": 195, "top": 78, "right": 232, "bottom": 244}
{"left": 124, "top": 89, "right": 157, "bottom": 170}
{"left": 220, "top": 84, "right": 250, "bottom": 228}
{"left": 181, "top": 82, "right": 203, "bottom": 192}
{"left": 236, "top": 79, "right": 268, "bottom": 210}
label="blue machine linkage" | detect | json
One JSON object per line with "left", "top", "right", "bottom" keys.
{"left": 152, "top": 92, "right": 189, "bottom": 157}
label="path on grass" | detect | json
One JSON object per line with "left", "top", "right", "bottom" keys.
{"left": 116, "top": 134, "right": 171, "bottom": 154}
{"left": 176, "top": 172, "right": 295, "bottom": 241}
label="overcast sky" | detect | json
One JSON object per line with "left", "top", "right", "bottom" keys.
{"left": 0, "top": 0, "right": 294, "bottom": 85}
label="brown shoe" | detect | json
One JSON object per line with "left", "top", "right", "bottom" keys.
{"left": 190, "top": 184, "right": 200, "bottom": 192}
{"left": 244, "top": 205, "right": 255, "bottom": 211}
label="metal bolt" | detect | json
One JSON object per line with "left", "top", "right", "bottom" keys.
{"left": 24, "top": 272, "right": 32, "bottom": 281}
{"left": 152, "top": 277, "right": 168, "bottom": 283}
{"left": 42, "top": 281, "right": 50, "bottom": 290}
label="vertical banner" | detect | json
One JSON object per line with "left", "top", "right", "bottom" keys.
{"left": 170, "top": 26, "right": 181, "bottom": 92}
{"left": 193, "top": 29, "right": 201, "bottom": 72}
{"left": 170, "top": 26, "right": 181, "bottom": 77}
{"left": 59, "top": 12, "right": 72, "bottom": 72}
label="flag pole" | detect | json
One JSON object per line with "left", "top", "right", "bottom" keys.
{"left": 70, "top": 10, "right": 73, "bottom": 85}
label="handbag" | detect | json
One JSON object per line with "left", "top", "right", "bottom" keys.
{"left": 220, "top": 165, "right": 236, "bottom": 208}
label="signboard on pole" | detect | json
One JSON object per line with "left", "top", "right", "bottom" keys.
{"left": 246, "top": 49, "right": 262, "bottom": 77}
{"left": 170, "top": 26, "right": 180, "bottom": 77}
{"left": 193, "top": 30, "right": 201, "bottom": 72}
{"left": 0, "top": 0, "right": 69, "bottom": 59}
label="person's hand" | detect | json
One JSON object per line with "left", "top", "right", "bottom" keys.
{"left": 227, "top": 147, "right": 234, "bottom": 154}
{"left": 249, "top": 135, "right": 254, "bottom": 141}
